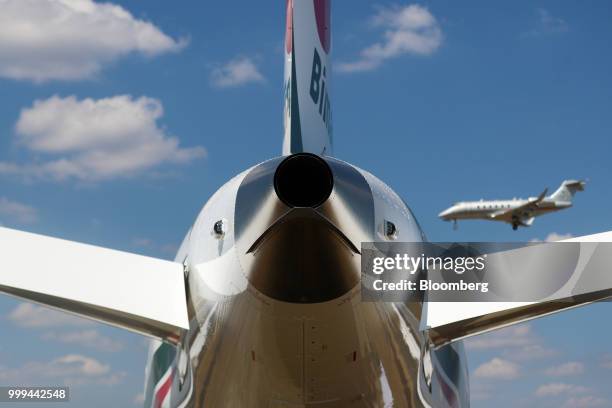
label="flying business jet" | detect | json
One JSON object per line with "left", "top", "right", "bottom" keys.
{"left": 0, "top": 2, "right": 610, "bottom": 407}
{"left": 439, "top": 180, "right": 586, "bottom": 230}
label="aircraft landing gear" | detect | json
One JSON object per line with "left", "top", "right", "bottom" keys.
{"left": 511, "top": 216, "right": 519, "bottom": 231}
{"left": 453, "top": 219, "right": 458, "bottom": 230}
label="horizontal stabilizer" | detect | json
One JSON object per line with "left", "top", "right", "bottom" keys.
{"left": 422, "top": 230, "right": 612, "bottom": 347}
{"left": 550, "top": 179, "right": 586, "bottom": 202}
{"left": 0, "top": 227, "right": 189, "bottom": 344}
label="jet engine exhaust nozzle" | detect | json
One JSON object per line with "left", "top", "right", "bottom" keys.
{"left": 273, "top": 153, "right": 334, "bottom": 208}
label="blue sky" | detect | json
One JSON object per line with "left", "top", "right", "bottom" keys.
{"left": 0, "top": 0, "right": 611, "bottom": 406}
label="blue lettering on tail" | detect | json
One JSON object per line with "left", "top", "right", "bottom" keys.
{"left": 309, "top": 48, "right": 332, "bottom": 136}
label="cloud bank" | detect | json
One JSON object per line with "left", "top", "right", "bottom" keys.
{"left": 0, "top": 354, "right": 124, "bottom": 386}
{"left": 474, "top": 358, "right": 520, "bottom": 380}
{"left": 42, "top": 330, "right": 124, "bottom": 353}
{"left": 545, "top": 362, "right": 585, "bottom": 377}
{"left": 210, "top": 57, "right": 265, "bottom": 88}
{"left": 338, "top": 4, "right": 442, "bottom": 73}
{"left": 0, "top": 0, "right": 186, "bottom": 81}
{"left": 8, "top": 303, "right": 94, "bottom": 328}
{"left": 0, "top": 95, "right": 205, "bottom": 181}
{"left": 535, "top": 382, "right": 588, "bottom": 397}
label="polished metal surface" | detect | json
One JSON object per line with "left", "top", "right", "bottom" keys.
{"left": 234, "top": 156, "right": 375, "bottom": 304}
{"left": 149, "top": 155, "right": 469, "bottom": 407}
{"left": 182, "top": 292, "right": 435, "bottom": 407}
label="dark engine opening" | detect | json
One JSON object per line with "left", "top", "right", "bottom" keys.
{"left": 273, "top": 153, "right": 334, "bottom": 208}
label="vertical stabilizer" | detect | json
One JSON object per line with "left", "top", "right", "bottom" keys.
{"left": 283, "top": 0, "right": 333, "bottom": 156}
{"left": 549, "top": 180, "right": 586, "bottom": 202}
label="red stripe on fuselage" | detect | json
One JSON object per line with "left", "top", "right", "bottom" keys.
{"left": 313, "top": 0, "right": 331, "bottom": 53}
{"left": 154, "top": 369, "right": 174, "bottom": 408}
{"left": 285, "top": 0, "right": 293, "bottom": 54}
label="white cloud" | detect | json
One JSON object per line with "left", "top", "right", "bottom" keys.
{"left": 8, "top": 303, "right": 94, "bottom": 328}
{"left": 467, "top": 324, "right": 533, "bottom": 350}
{"left": 0, "top": 354, "right": 123, "bottom": 385}
{"left": 531, "top": 232, "right": 574, "bottom": 242}
{"left": 0, "top": 95, "right": 205, "bottom": 181}
{"left": 474, "top": 358, "right": 520, "bottom": 380}
{"left": 0, "top": 0, "right": 186, "bottom": 81}
{"left": 466, "top": 324, "right": 557, "bottom": 360}
{"left": 42, "top": 330, "right": 123, "bottom": 352}
{"left": 337, "top": 4, "right": 442, "bottom": 73}
{"left": 545, "top": 362, "right": 585, "bottom": 377}
{"left": 523, "top": 9, "right": 569, "bottom": 38}
{"left": 210, "top": 57, "right": 265, "bottom": 88}
{"left": 509, "top": 344, "right": 558, "bottom": 360}
{"left": 55, "top": 354, "right": 109, "bottom": 375}
{"left": 536, "top": 382, "right": 589, "bottom": 397}
{"left": 0, "top": 197, "right": 37, "bottom": 223}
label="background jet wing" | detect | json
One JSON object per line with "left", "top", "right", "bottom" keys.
{"left": 489, "top": 188, "right": 548, "bottom": 220}
{"left": 421, "top": 230, "right": 612, "bottom": 347}
{"left": 0, "top": 227, "right": 189, "bottom": 344}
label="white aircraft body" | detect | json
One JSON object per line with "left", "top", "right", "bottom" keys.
{"left": 0, "top": 2, "right": 610, "bottom": 407}
{"left": 439, "top": 180, "right": 586, "bottom": 230}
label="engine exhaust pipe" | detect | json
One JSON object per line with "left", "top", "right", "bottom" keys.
{"left": 273, "top": 153, "right": 334, "bottom": 208}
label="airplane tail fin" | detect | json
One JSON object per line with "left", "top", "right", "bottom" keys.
{"left": 549, "top": 180, "right": 586, "bottom": 202}
{"left": 283, "top": 0, "right": 333, "bottom": 156}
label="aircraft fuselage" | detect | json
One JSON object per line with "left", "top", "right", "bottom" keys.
{"left": 439, "top": 199, "right": 571, "bottom": 221}
{"left": 142, "top": 155, "right": 469, "bottom": 408}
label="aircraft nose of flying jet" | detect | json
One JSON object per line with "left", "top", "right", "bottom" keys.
{"left": 439, "top": 207, "right": 454, "bottom": 219}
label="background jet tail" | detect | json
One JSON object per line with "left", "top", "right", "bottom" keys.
{"left": 283, "top": 0, "right": 333, "bottom": 156}
{"left": 549, "top": 179, "right": 586, "bottom": 202}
